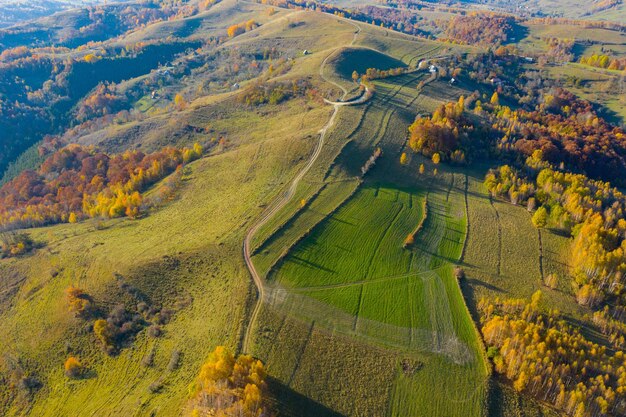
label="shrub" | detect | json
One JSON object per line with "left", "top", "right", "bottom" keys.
{"left": 93, "top": 319, "right": 116, "bottom": 354}
{"left": 64, "top": 356, "right": 83, "bottom": 378}
{"left": 65, "top": 286, "right": 94, "bottom": 318}
{"left": 454, "top": 266, "right": 465, "bottom": 281}
{"left": 0, "top": 232, "right": 34, "bottom": 258}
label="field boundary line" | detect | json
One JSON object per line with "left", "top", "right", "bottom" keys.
{"left": 537, "top": 226, "right": 545, "bottom": 284}
{"left": 251, "top": 182, "right": 329, "bottom": 256}
{"left": 488, "top": 194, "right": 502, "bottom": 276}
{"left": 460, "top": 173, "right": 470, "bottom": 263}
{"left": 282, "top": 265, "right": 449, "bottom": 292}
{"left": 287, "top": 321, "right": 315, "bottom": 386}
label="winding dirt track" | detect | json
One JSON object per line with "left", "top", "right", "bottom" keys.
{"left": 241, "top": 20, "right": 361, "bottom": 354}
{"left": 323, "top": 85, "right": 371, "bottom": 106}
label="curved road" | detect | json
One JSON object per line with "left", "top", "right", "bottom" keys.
{"left": 323, "top": 85, "right": 371, "bottom": 106}
{"left": 241, "top": 20, "right": 361, "bottom": 354}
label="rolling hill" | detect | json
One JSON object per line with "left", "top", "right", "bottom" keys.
{"left": 0, "top": 0, "right": 625, "bottom": 416}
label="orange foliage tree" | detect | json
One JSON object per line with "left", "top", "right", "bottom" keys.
{"left": 66, "top": 286, "right": 94, "bottom": 318}
{"left": 64, "top": 356, "right": 84, "bottom": 378}
{"left": 188, "top": 346, "right": 272, "bottom": 417}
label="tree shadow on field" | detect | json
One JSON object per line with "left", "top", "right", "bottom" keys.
{"left": 268, "top": 377, "right": 345, "bottom": 417}
{"left": 290, "top": 255, "right": 336, "bottom": 274}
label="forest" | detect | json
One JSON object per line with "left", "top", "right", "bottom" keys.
{"left": 480, "top": 293, "right": 626, "bottom": 417}
{"left": 442, "top": 14, "right": 518, "bottom": 46}
{"left": 0, "top": 143, "right": 203, "bottom": 230}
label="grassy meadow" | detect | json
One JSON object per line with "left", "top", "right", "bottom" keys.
{"left": 2, "top": 2, "right": 613, "bottom": 416}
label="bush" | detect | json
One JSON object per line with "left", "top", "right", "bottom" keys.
{"left": 64, "top": 356, "right": 83, "bottom": 378}
{"left": 65, "top": 286, "right": 94, "bottom": 318}
{"left": 167, "top": 349, "right": 181, "bottom": 371}
{"left": 0, "top": 232, "right": 34, "bottom": 258}
{"left": 454, "top": 266, "right": 466, "bottom": 281}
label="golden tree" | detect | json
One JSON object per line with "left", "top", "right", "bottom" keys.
{"left": 174, "top": 94, "right": 187, "bottom": 111}
{"left": 189, "top": 346, "right": 271, "bottom": 417}
{"left": 64, "top": 356, "right": 83, "bottom": 378}
{"left": 490, "top": 91, "right": 499, "bottom": 106}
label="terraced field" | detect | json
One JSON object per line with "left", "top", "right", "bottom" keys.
{"left": 248, "top": 66, "right": 489, "bottom": 416}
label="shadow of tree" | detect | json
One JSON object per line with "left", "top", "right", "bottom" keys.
{"left": 268, "top": 377, "right": 345, "bottom": 417}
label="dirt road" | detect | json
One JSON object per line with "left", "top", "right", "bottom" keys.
{"left": 241, "top": 20, "right": 361, "bottom": 354}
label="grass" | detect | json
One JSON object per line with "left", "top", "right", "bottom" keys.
{"left": 248, "top": 65, "right": 489, "bottom": 416}
{"left": 0, "top": 89, "right": 330, "bottom": 416}
{"left": 328, "top": 47, "right": 407, "bottom": 80}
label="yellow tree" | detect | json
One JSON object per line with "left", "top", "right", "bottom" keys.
{"left": 531, "top": 206, "right": 548, "bottom": 228}
{"left": 84, "top": 53, "right": 99, "bottom": 63}
{"left": 456, "top": 95, "right": 465, "bottom": 114}
{"left": 513, "top": 371, "right": 528, "bottom": 392}
{"left": 64, "top": 356, "right": 83, "bottom": 378}
{"left": 245, "top": 19, "right": 257, "bottom": 31}
{"left": 400, "top": 152, "right": 408, "bottom": 165}
{"left": 174, "top": 94, "right": 187, "bottom": 111}
{"left": 419, "top": 164, "right": 425, "bottom": 174}
{"left": 490, "top": 92, "right": 500, "bottom": 106}
{"left": 432, "top": 152, "right": 441, "bottom": 164}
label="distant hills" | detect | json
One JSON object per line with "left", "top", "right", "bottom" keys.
{"left": 0, "top": 0, "right": 112, "bottom": 27}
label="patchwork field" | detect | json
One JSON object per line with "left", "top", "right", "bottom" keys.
{"left": 248, "top": 64, "right": 489, "bottom": 416}
{"left": 4, "top": 2, "right": 611, "bottom": 415}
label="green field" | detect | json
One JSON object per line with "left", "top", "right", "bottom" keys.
{"left": 255, "top": 167, "right": 488, "bottom": 417}
{"left": 248, "top": 60, "right": 489, "bottom": 416}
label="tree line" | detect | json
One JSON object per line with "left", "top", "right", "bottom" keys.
{"left": 579, "top": 54, "right": 626, "bottom": 71}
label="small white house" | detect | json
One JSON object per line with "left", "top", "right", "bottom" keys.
{"left": 429, "top": 65, "right": 437, "bottom": 73}
{"left": 449, "top": 78, "right": 456, "bottom": 85}
{"left": 232, "top": 83, "right": 240, "bottom": 90}
{"left": 303, "top": 50, "right": 309, "bottom": 55}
